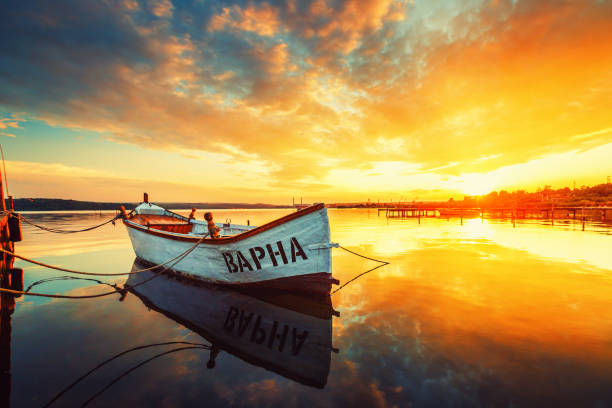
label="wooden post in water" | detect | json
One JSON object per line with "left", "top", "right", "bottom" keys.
{"left": 551, "top": 204, "right": 554, "bottom": 226}
{"left": 0, "top": 252, "right": 20, "bottom": 408}
{"left": 0, "top": 276, "right": 13, "bottom": 408}
{"left": 0, "top": 170, "right": 4, "bottom": 213}
{"left": 0, "top": 163, "right": 13, "bottom": 256}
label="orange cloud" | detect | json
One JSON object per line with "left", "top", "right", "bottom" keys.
{"left": 313, "top": 0, "right": 407, "bottom": 54}
{"left": 251, "top": 42, "right": 290, "bottom": 74}
{"left": 149, "top": 0, "right": 173, "bottom": 17}
{"left": 209, "top": 3, "right": 281, "bottom": 36}
{"left": 357, "top": 0, "right": 612, "bottom": 174}
{"left": 4, "top": 0, "right": 612, "bottom": 201}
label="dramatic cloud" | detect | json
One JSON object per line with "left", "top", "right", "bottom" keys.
{"left": 209, "top": 3, "right": 281, "bottom": 36}
{"left": 1, "top": 0, "right": 611, "bottom": 200}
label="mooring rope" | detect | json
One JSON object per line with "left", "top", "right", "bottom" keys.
{"left": 0, "top": 235, "right": 207, "bottom": 298}
{"left": 18, "top": 213, "right": 121, "bottom": 234}
{"left": 331, "top": 263, "right": 388, "bottom": 295}
{"left": 0, "top": 233, "right": 208, "bottom": 276}
{"left": 331, "top": 245, "right": 390, "bottom": 295}
{"left": 25, "top": 276, "right": 119, "bottom": 293}
{"left": 338, "top": 245, "right": 390, "bottom": 265}
{"left": 44, "top": 341, "right": 211, "bottom": 407}
{"left": 80, "top": 346, "right": 210, "bottom": 407}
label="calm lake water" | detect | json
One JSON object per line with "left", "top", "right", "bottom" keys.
{"left": 3, "top": 209, "right": 612, "bottom": 407}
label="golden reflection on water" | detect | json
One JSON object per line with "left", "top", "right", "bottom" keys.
{"left": 7, "top": 208, "right": 612, "bottom": 406}
{"left": 329, "top": 210, "right": 612, "bottom": 404}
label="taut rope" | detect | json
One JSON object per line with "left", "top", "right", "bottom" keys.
{"left": 0, "top": 234, "right": 208, "bottom": 276}
{"left": 0, "top": 235, "right": 207, "bottom": 299}
{"left": 18, "top": 213, "right": 121, "bottom": 234}
{"left": 331, "top": 245, "right": 390, "bottom": 295}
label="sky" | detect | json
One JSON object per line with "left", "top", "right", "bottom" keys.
{"left": 1, "top": 0, "right": 611, "bottom": 204}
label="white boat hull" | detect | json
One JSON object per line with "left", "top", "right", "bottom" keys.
{"left": 123, "top": 204, "right": 335, "bottom": 294}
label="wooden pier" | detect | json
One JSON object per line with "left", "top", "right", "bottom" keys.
{"left": 378, "top": 205, "right": 612, "bottom": 229}
{"left": 383, "top": 207, "right": 437, "bottom": 218}
{"left": 0, "top": 162, "right": 21, "bottom": 408}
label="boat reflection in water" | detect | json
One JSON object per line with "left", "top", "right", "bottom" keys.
{"left": 125, "top": 260, "right": 337, "bottom": 389}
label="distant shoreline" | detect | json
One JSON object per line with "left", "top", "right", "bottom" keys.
{"left": 9, "top": 198, "right": 292, "bottom": 211}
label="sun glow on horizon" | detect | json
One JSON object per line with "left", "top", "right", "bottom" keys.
{"left": 452, "top": 173, "right": 499, "bottom": 197}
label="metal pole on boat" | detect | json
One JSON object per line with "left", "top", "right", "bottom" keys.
{"left": 143, "top": 192, "right": 149, "bottom": 203}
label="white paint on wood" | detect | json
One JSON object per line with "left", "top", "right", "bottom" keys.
{"left": 124, "top": 206, "right": 332, "bottom": 284}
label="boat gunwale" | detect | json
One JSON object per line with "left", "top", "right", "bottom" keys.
{"left": 123, "top": 203, "right": 326, "bottom": 244}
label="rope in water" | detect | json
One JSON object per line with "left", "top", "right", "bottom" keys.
{"left": 331, "top": 245, "right": 390, "bottom": 295}
{"left": 80, "top": 346, "right": 210, "bottom": 407}
{"left": 1, "top": 229, "right": 386, "bottom": 297}
{"left": 0, "top": 235, "right": 207, "bottom": 299}
{"left": 0, "top": 233, "right": 207, "bottom": 276}
{"left": 44, "top": 341, "right": 211, "bottom": 407}
{"left": 25, "top": 276, "right": 119, "bottom": 293}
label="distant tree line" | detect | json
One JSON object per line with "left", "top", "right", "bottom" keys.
{"left": 9, "top": 198, "right": 290, "bottom": 211}
{"left": 449, "top": 182, "right": 612, "bottom": 208}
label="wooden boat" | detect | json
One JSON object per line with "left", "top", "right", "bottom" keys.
{"left": 126, "top": 263, "right": 335, "bottom": 388}
{"left": 122, "top": 197, "right": 338, "bottom": 295}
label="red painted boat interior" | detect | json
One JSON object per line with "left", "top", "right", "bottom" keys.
{"left": 130, "top": 214, "right": 187, "bottom": 225}
{"left": 149, "top": 223, "right": 193, "bottom": 234}
{"left": 130, "top": 214, "right": 194, "bottom": 234}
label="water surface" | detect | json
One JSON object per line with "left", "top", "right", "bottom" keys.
{"left": 3, "top": 209, "right": 612, "bottom": 407}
